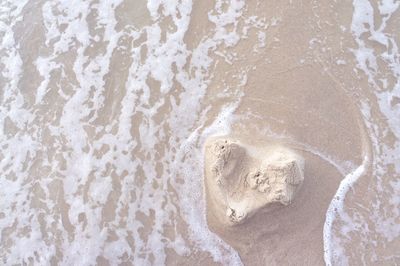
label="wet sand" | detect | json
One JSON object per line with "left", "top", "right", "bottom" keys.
{"left": 1, "top": 0, "right": 399, "bottom": 265}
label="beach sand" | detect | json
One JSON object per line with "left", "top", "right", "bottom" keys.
{"left": 1, "top": 0, "right": 399, "bottom": 265}
{"left": 188, "top": 0, "right": 364, "bottom": 264}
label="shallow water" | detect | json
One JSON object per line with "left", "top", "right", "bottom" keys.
{"left": 0, "top": 0, "right": 399, "bottom": 265}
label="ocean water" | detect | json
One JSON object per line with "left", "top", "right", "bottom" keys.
{"left": 0, "top": 0, "right": 399, "bottom": 265}
{"left": 324, "top": 0, "right": 400, "bottom": 264}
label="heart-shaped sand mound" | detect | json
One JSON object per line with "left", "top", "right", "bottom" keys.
{"left": 205, "top": 137, "right": 304, "bottom": 225}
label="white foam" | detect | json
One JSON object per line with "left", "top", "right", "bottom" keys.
{"left": 0, "top": 0, "right": 261, "bottom": 264}
{"left": 323, "top": 155, "right": 369, "bottom": 265}
{"left": 324, "top": 0, "right": 400, "bottom": 263}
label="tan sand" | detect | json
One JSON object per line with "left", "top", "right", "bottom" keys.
{"left": 204, "top": 137, "right": 304, "bottom": 226}
{"left": 203, "top": 137, "right": 346, "bottom": 265}
{"left": 4, "top": 0, "right": 394, "bottom": 265}
{"left": 184, "top": 0, "right": 366, "bottom": 264}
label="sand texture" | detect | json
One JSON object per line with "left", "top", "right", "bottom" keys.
{"left": 205, "top": 137, "right": 304, "bottom": 225}
{"left": 1, "top": 0, "right": 399, "bottom": 265}
{"left": 204, "top": 137, "right": 344, "bottom": 265}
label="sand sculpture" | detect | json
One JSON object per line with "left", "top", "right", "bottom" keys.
{"left": 204, "top": 137, "right": 305, "bottom": 225}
